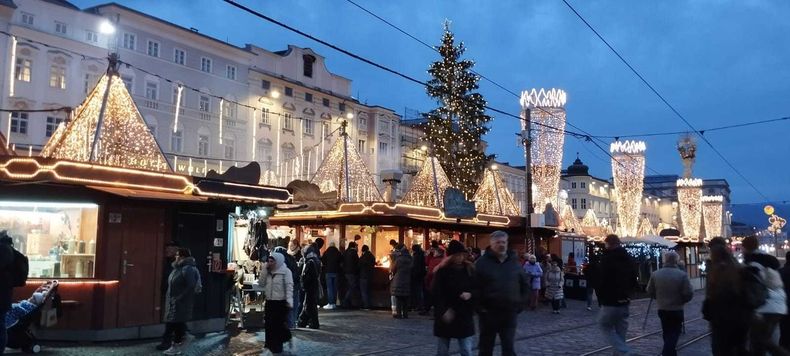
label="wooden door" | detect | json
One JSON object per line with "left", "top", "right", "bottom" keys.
{"left": 117, "top": 207, "right": 165, "bottom": 327}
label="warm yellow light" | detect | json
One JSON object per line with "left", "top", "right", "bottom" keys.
{"left": 401, "top": 156, "right": 452, "bottom": 208}
{"left": 472, "top": 168, "right": 520, "bottom": 216}
{"left": 270, "top": 90, "right": 281, "bottom": 99}
{"left": 610, "top": 140, "right": 646, "bottom": 237}
{"left": 99, "top": 20, "right": 116, "bottom": 35}
{"left": 311, "top": 134, "right": 382, "bottom": 202}
{"left": 345, "top": 112, "right": 354, "bottom": 120}
{"left": 677, "top": 178, "right": 703, "bottom": 242}
{"left": 702, "top": 195, "right": 724, "bottom": 241}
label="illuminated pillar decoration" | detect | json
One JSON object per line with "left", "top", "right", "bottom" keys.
{"left": 40, "top": 70, "right": 170, "bottom": 172}
{"left": 560, "top": 204, "right": 584, "bottom": 234}
{"left": 311, "top": 133, "right": 382, "bottom": 202}
{"left": 637, "top": 217, "right": 656, "bottom": 237}
{"left": 401, "top": 156, "right": 452, "bottom": 208}
{"left": 677, "top": 178, "right": 703, "bottom": 242}
{"left": 472, "top": 167, "right": 521, "bottom": 216}
{"left": 702, "top": 195, "right": 724, "bottom": 241}
{"left": 610, "top": 140, "right": 646, "bottom": 237}
{"left": 520, "top": 88, "right": 567, "bottom": 213}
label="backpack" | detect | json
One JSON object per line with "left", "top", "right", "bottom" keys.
{"left": 741, "top": 263, "right": 768, "bottom": 310}
{"left": 10, "top": 248, "right": 29, "bottom": 287}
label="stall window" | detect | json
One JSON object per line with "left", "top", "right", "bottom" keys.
{"left": 0, "top": 201, "right": 99, "bottom": 278}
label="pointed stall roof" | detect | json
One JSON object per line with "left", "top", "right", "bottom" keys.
{"left": 560, "top": 204, "right": 584, "bottom": 234}
{"left": 310, "top": 133, "right": 382, "bottom": 202}
{"left": 636, "top": 217, "right": 657, "bottom": 237}
{"left": 401, "top": 156, "right": 452, "bottom": 208}
{"left": 472, "top": 168, "right": 521, "bottom": 216}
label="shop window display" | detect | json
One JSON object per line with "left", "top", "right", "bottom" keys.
{"left": 0, "top": 201, "right": 99, "bottom": 278}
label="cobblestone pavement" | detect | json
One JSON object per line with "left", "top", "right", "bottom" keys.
{"left": 10, "top": 291, "right": 711, "bottom": 356}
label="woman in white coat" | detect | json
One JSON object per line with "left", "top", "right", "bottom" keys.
{"left": 544, "top": 259, "right": 564, "bottom": 314}
{"left": 259, "top": 252, "right": 294, "bottom": 355}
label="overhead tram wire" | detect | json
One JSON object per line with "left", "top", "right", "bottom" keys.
{"left": 561, "top": 0, "right": 771, "bottom": 202}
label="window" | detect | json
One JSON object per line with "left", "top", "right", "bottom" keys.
{"left": 283, "top": 113, "right": 293, "bottom": 130}
{"left": 170, "top": 130, "right": 183, "bottom": 153}
{"left": 173, "top": 49, "right": 186, "bottom": 65}
{"left": 571, "top": 182, "right": 577, "bottom": 189}
{"left": 571, "top": 198, "right": 577, "bottom": 209}
{"left": 199, "top": 95, "right": 210, "bottom": 112}
{"left": 84, "top": 73, "right": 99, "bottom": 94}
{"left": 303, "top": 54, "right": 315, "bottom": 78}
{"left": 198, "top": 135, "right": 210, "bottom": 156}
{"left": 49, "top": 65, "right": 66, "bottom": 89}
{"left": 46, "top": 116, "right": 64, "bottom": 137}
{"left": 0, "top": 200, "right": 99, "bottom": 278}
{"left": 358, "top": 116, "right": 367, "bottom": 130}
{"left": 21, "top": 12, "right": 34, "bottom": 26}
{"left": 224, "top": 139, "right": 235, "bottom": 159}
{"left": 322, "top": 98, "right": 330, "bottom": 107}
{"left": 85, "top": 30, "right": 98, "bottom": 43}
{"left": 10, "top": 112, "right": 28, "bottom": 134}
{"left": 339, "top": 103, "right": 346, "bottom": 112}
{"left": 261, "top": 79, "right": 270, "bottom": 90}
{"left": 15, "top": 58, "right": 31, "bottom": 82}
{"left": 145, "top": 81, "right": 158, "bottom": 100}
{"left": 121, "top": 75, "right": 133, "bottom": 93}
{"left": 580, "top": 182, "right": 586, "bottom": 189}
{"left": 257, "top": 141, "right": 272, "bottom": 166}
{"left": 200, "top": 57, "right": 212, "bottom": 73}
{"left": 123, "top": 33, "right": 136, "bottom": 50}
{"left": 358, "top": 139, "right": 366, "bottom": 152}
{"left": 284, "top": 86, "right": 293, "bottom": 97}
{"left": 303, "top": 117, "right": 313, "bottom": 135}
{"left": 226, "top": 65, "right": 236, "bottom": 80}
{"left": 581, "top": 199, "right": 587, "bottom": 209}
{"left": 379, "top": 142, "right": 388, "bottom": 156}
{"left": 147, "top": 41, "right": 160, "bottom": 57}
{"left": 261, "top": 108, "right": 270, "bottom": 125}
{"left": 54, "top": 22, "right": 67, "bottom": 35}
{"left": 391, "top": 122, "right": 396, "bottom": 138}
{"left": 379, "top": 119, "right": 390, "bottom": 134}
{"left": 222, "top": 100, "right": 236, "bottom": 119}
{"left": 305, "top": 93, "right": 312, "bottom": 102}
{"left": 171, "top": 85, "right": 185, "bottom": 104}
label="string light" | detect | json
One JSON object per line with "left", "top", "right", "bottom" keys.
{"left": 560, "top": 204, "right": 584, "bottom": 233}
{"left": 520, "top": 88, "right": 567, "bottom": 213}
{"left": 311, "top": 133, "right": 382, "bottom": 202}
{"left": 637, "top": 217, "right": 656, "bottom": 237}
{"left": 219, "top": 98, "right": 224, "bottom": 145}
{"left": 610, "top": 140, "right": 646, "bottom": 237}
{"left": 677, "top": 178, "right": 703, "bottom": 242}
{"left": 702, "top": 195, "right": 723, "bottom": 241}
{"left": 260, "top": 169, "right": 278, "bottom": 185}
{"left": 582, "top": 209, "right": 599, "bottom": 227}
{"left": 472, "top": 167, "right": 520, "bottom": 216}
{"left": 172, "top": 84, "right": 183, "bottom": 133}
{"left": 8, "top": 35, "right": 16, "bottom": 98}
{"left": 401, "top": 156, "right": 452, "bottom": 208}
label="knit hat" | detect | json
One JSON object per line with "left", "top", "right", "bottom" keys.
{"left": 447, "top": 240, "right": 466, "bottom": 256}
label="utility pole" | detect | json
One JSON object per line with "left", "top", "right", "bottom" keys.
{"left": 522, "top": 109, "right": 534, "bottom": 254}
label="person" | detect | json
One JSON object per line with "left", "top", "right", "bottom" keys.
{"left": 565, "top": 252, "right": 578, "bottom": 274}
{"left": 780, "top": 251, "right": 790, "bottom": 350}
{"left": 523, "top": 254, "right": 542, "bottom": 311}
{"left": 298, "top": 238, "right": 323, "bottom": 329}
{"left": 432, "top": 240, "right": 475, "bottom": 356}
{"left": 474, "top": 231, "right": 528, "bottom": 356}
{"left": 286, "top": 240, "right": 303, "bottom": 329}
{"left": 162, "top": 248, "right": 200, "bottom": 355}
{"left": 544, "top": 258, "right": 564, "bottom": 314}
{"left": 259, "top": 253, "right": 294, "bottom": 355}
{"left": 703, "top": 237, "right": 749, "bottom": 355}
{"left": 321, "top": 242, "right": 341, "bottom": 310}
{"left": 358, "top": 245, "right": 375, "bottom": 310}
{"left": 1, "top": 232, "right": 23, "bottom": 356}
{"left": 388, "top": 239, "right": 400, "bottom": 316}
{"left": 274, "top": 246, "right": 300, "bottom": 329}
{"left": 421, "top": 247, "right": 446, "bottom": 315}
{"left": 581, "top": 256, "right": 597, "bottom": 311}
{"left": 411, "top": 244, "right": 427, "bottom": 312}
{"left": 5, "top": 282, "right": 55, "bottom": 329}
{"left": 539, "top": 254, "right": 551, "bottom": 303}
{"left": 341, "top": 241, "right": 360, "bottom": 309}
{"left": 390, "top": 244, "right": 413, "bottom": 319}
{"left": 741, "top": 235, "right": 789, "bottom": 356}
{"left": 595, "top": 234, "right": 637, "bottom": 356}
{"left": 646, "top": 251, "right": 694, "bottom": 356}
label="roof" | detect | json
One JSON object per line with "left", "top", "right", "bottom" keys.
{"left": 0, "top": 0, "right": 16, "bottom": 9}
{"left": 250, "top": 66, "right": 357, "bottom": 103}
{"left": 42, "top": 0, "right": 78, "bottom": 10}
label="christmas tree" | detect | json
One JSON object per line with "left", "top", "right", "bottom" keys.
{"left": 424, "top": 22, "right": 493, "bottom": 198}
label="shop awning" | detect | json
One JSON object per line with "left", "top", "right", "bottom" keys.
{"left": 88, "top": 186, "right": 207, "bottom": 202}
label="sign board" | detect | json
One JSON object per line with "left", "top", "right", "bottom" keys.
{"left": 443, "top": 188, "right": 476, "bottom": 219}
{"left": 109, "top": 213, "right": 122, "bottom": 224}
{"left": 213, "top": 238, "right": 224, "bottom": 247}
{"left": 216, "top": 219, "right": 224, "bottom": 232}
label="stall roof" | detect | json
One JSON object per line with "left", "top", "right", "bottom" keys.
{"left": 88, "top": 186, "right": 207, "bottom": 202}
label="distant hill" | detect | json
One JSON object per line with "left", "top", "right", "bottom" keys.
{"left": 730, "top": 203, "right": 789, "bottom": 229}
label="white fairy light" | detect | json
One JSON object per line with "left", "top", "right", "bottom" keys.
{"left": 677, "top": 178, "right": 703, "bottom": 242}
{"left": 610, "top": 140, "right": 646, "bottom": 237}
{"left": 702, "top": 195, "right": 724, "bottom": 241}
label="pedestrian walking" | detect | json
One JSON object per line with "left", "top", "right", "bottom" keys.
{"left": 646, "top": 251, "right": 694, "bottom": 356}
{"left": 162, "top": 248, "right": 201, "bottom": 355}
{"left": 742, "top": 235, "right": 790, "bottom": 356}
{"left": 779, "top": 251, "right": 790, "bottom": 350}
{"left": 274, "top": 246, "right": 299, "bottom": 329}
{"left": 1, "top": 231, "right": 28, "bottom": 356}
{"left": 421, "top": 246, "right": 445, "bottom": 315}
{"left": 523, "top": 255, "right": 542, "bottom": 311}
{"left": 545, "top": 259, "right": 564, "bottom": 314}
{"left": 474, "top": 231, "right": 528, "bottom": 356}
{"left": 341, "top": 241, "right": 360, "bottom": 309}
{"left": 410, "top": 244, "right": 426, "bottom": 312}
{"left": 358, "top": 245, "right": 375, "bottom": 310}
{"left": 433, "top": 240, "right": 475, "bottom": 356}
{"left": 582, "top": 256, "right": 597, "bottom": 311}
{"left": 298, "top": 238, "right": 323, "bottom": 329}
{"left": 259, "top": 253, "right": 294, "bottom": 355}
{"left": 595, "top": 234, "right": 637, "bottom": 356}
{"left": 703, "top": 237, "right": 750, "bottom": 355}
{"left": 539, "top": 254, "right": 551, "bottom": 303}
{"left": 390, "top": 244, "right": 413, "bottom": 319}
{"left": 286, "top": 240, "right": 302, "bottom": 329}
{"left": 321, "top": 242, "right": 341, "bottom": 310}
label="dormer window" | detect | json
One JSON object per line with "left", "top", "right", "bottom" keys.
{"left": 303, "top": 54, "right": 315, "bottom": 78}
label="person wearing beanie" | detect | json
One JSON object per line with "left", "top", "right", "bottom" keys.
{"left": 298, "top": 238, "right": 324, "bottom": 329}
{"left": 359, "top": 245, "right": 376, "bottom": 309}
{"left": 259, "top": 253, "right": 294, "bottom": 354}
{"left": 390, "top": 244, "right": 413, "bottom": 319}
{"left": 433, "top": 240, "right": 475, "bottom": 355}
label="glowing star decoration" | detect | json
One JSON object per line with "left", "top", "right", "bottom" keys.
{"left": 636, "top": 217, "right": 656, "bottom": 237}
{"left": 520, "top": 88, "right": 567, "bottom": 213}
{"left": 41, "top": 72, "right": 170, "bottom": 172}
{"left": 560, "top": 204, "right": 584, "bottom": 234}
{"left": 401, "top": 156, "right": 453, "bottom": 208}
{"left": 702, "top": 195, "right": 724, "bottom": 241}
{"left": 472, "top": 167, "right": 521, "bottom": 216}
{"left": 311, "top": 132, "right": 383, "bottom": 202}
{"left": 259, "top": 170, "right": 279, "bottom": 186}
{"left": 677, "top": 178, "right": 703, "bottom": 242}
{"left": 610, "top": 140, "right": 646, "bottom": 237}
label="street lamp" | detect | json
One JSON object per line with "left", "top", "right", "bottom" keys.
{"left": 99, "top": 20, "right": 116, "bottom": 35}
{"left": 270, "top": 90, "right": 281, "bottom": 99}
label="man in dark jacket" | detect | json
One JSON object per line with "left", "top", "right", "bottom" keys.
{"left": 780, "top": 251, "right": 790, "bottom": 350}
{"left": 410, "top": 244, "right": 426, "bottom": 311}
{"left": 298, "top": 238, "right": 324, "bottom": 329}
{"left": 474, "top": 231, "right": 528, "bottom": 356}
{"left": 341, "top": 241, "right": 360, "bottom": 308}
{"left": 358, "top": 245, "right": 376, "bottom": 309}
{"left": 1, "top": 232, "right": 18, "bottom": 354}
{"left": 275, "top": 246, "right": 300, "bottom": 328}
{"left": 595, "top": 234, "right": 637, "bottom": 356}
{"left": 321, "top": 242, "right": 341, "bottom": 309}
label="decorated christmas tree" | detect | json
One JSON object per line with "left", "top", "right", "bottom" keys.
{"left": 472, "top": 167, "right": 520, "bottom": 216}
{"left": 424, "top": 22, "right": 493, "bottom": 198}
{"left": 401, "top": 156, "right": 452, "bottom": 208}
{"left": 311, "top": 125, "right": 382, "bottom": 202}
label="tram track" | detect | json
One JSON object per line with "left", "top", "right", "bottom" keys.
{"left": 579, "top": 316, "right": 707, "bottom": 356}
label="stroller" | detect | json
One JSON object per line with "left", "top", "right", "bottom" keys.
{"left": 6, "top": 280, "right": 61, "bottom": 354}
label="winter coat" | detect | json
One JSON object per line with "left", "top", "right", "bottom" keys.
{"left": 164, "top": 257, "right": 200, "bottom": 322}
{"left": 276, "top": 247, "right": 300, "bottom": 286}
{"left": 390, "top": 250, "right": 413, "bottom": 297}
{"left": 411, "top": 248, "right": 427, "bottom": 280}
{"left": 779, "top": 263, "right": 790, "bottom": 310}
{"left": 544, "top": 266, "right": 564, "bottom": 300}
{"left": 359, "top": 251, "right": 376, "bottom": 280}
{"left": 646, "top": 263, "right": 693, "bottom": 311}
{"left": 595, "top": 247, "right": 637, "bottom": 306}
{"left": 259, "top": 253, "right": 294, "bottom": 309}
{"left": 425, "top": 255, "right": 444, "bottom": 289}
{"left": 342, "top": 247, "right": 360, "bottom": 275}
{"left": 322, "top": 246, "right": 342, "bottom": 274}
{"left": 432, "top": 263, "right": 475, "bottom": 338}
{"left": 749, "top": 261, "right": 788, "bottom": 315}
{"left": 301, "top": 249, "right": 322, "bottom": 293}
{"left": 523, "top": 262, "right": 543, "bottom": 290}
{"left": 0, "top": 237, "right": 15, "bottom": 312}
{"left": 474, "top": 249, "right": 529, "bottom": 312}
